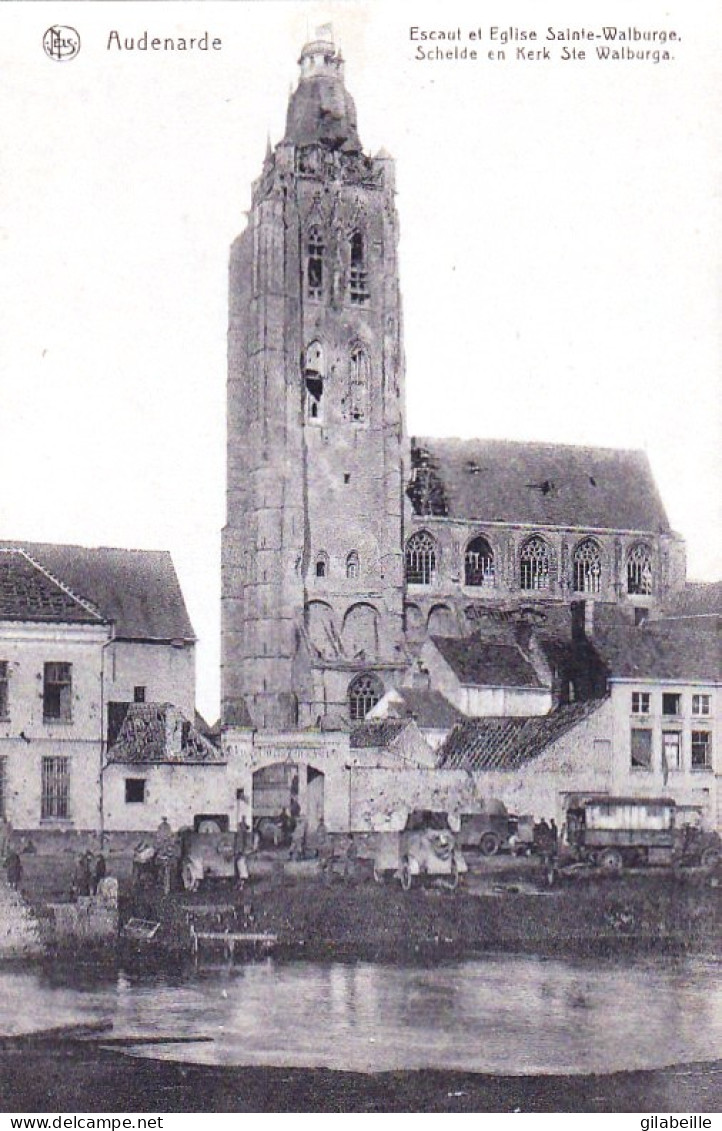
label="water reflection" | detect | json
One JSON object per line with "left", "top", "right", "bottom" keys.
{"left": 0, "top": 954, "right": 719, "bottom": 1075}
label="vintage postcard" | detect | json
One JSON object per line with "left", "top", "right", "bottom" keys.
{"left": 0, "top": 0, "right": 719, "bottom": 1117}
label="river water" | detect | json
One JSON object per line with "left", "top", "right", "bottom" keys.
{"left": 1, "top": 954, "right": 720, "bottom": 1075}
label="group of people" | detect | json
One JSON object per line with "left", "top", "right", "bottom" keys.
{"left": 70, "top": 847, "right": 106, "bottom": 899}
{"left": 1, "top": 815, "right": 108, "bottom": 898}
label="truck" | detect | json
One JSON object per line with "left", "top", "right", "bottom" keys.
{"left": 564, "top": 796, "right": 721, "bottom": 874}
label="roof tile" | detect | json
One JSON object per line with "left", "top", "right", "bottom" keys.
{"left": 438, "top": 699, "right": 606, "bottom": 770}
{"left": 409, "top": 438, "right": 670, "bottom": 532}
{"left": 0, "top": 541, "right": 194, "bottom": 641}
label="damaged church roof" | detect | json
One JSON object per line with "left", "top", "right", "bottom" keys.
{"left": 438, "top": 699, "right": 606, "bottom": 771}
{"left": 0, "top": 541, "right": 194, "bottom": 642}
{"left": 106, "top": 704, "right": 224, "bottom": 765}
{"left": 408, "top": 438, "right": 671, "bottom": 534}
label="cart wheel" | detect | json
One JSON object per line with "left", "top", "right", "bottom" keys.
{"left": 599, "top": 848, "right": 624, "bottom": 875}
{"left": 701, "top": 846, "right": 721, "bottom": 869}
{"left": 181, "top": 860, "right": 199, "bottom": 892}
{"left": 479, "top": 832, "right": 500, "bottom": 857}
{"left": 373, "top": 865, "right": 386, "bottom": 885}
{"left": 400, "top": 859, "right": 413, "bottom": 891}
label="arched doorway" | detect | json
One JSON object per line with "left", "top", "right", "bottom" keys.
{"left": 251, "top": 761, "right": 325, "bottom": 836}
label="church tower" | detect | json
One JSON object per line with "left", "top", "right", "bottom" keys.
{"left": 222, "top": 33, "right": 407, "bottom": 729}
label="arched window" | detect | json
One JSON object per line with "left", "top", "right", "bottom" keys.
{"left": 346, "top": 551, "right": 360, "bottom": 579}
{"left": 405, "top": 531, "right": 437, "bottom": 586}
{"left": 348, "top": 672, "right": 383, "bottom": 721}
{"left": 349, "top": 231, "right": 369, "bottom": 304}
{"left": 314, "top": 552, "right": 329, "bottom": 579}
{"left": 464, "top": 536, "right": 495, "bottom": 587}
{"left": 627, "top": 544, "right": 653, "bottom": 595}
{"left": 348, "top": 346, "right": 369, "bottom": 423}
{"left": 520, "top": 536, "right": 550, "bottom": 591}
{"left": 573, "top": 539, "right": 602, "bottom": 594}
{"left": 303, "top": 340, "right": 325, "bottom": 423}
{"left": 307, "top": 226, "right": 324, "bottom": 299}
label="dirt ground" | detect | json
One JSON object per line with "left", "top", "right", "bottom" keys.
{"left": 13, "top": 843, "right": 721, "bottom": 963}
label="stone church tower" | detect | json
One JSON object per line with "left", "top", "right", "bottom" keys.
{"left": 222, "top": 34, "right": 408, "bottom": 729}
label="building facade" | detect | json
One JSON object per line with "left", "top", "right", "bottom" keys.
{"left": 221, "top": 34, "right": 687, "bottom": 734}
{"left": 0, "top": 543, "right": 196, "bottom": 832}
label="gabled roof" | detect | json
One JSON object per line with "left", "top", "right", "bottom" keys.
{"left": 0, "top": 541, "right": 194, "bottom": 642}
{"left": 387, "top": 688, "right": 465, "bottom": 729}
{"left": 107, "top": 704, "right": 223, "bottom": 765}
{"left": 350, "top": 719, "right": 411, "bottom": 749}
{"left": 409, "top": 438, "right": 670, "bottom": 533}
{"left": 593, "top": 622, "right": 721, "bottom": 684}
{"left": 0, "top": 549, "right": 105, "bottom": 626}
{"left": 438, "top": 700, "right": 606, "bottom": 771}
{"left": 662, "top": 581, "right": 722, "bottom": 619}
{"left": 430, "top": 635, "right": 544, "bottom": 689}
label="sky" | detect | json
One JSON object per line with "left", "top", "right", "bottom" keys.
{"left": 0, "top": 0, "right": 720, "bottom": 721}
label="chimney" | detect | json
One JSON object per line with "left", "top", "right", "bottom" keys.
{"left": 412, "top": 662, "right": 431, "bottom": 691}
{"left": 571, "top": 599, "right": 595, "bottom": 642}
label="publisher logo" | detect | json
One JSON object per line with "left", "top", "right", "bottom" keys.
{"left": 43, "top": 25, "right": 81, "bottom": 62}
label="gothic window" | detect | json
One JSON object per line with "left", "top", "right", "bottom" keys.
{"left": 573, "top": 538, "right": 602, "bottom": 594}
{"left": 348, "top": 346, "right": 369, "bottom": 423}
{"left": 348, "top": 672, "right": 383, "bottom": 721}
{"left": 349, "top": 231, "right": 369, "bottom": 305}
{"left": 346, "top": 551, "right": 360, "bottom": 579}
{"left": 303, "top": 340, "right": 325, "bottom": 423}
{"left": 627, "top": 544, "right": 653, "bottom": 595}
{"left": 307, "top": 225, "right": 324, "bottom": 299}
{"left": 405, "top": 531, "right": 437, "bottom": 586}
{"left": 520, "top": 536, "right": 550, "bottom": 591}
{"left": 464, "top": 536, "right": 495, "bottom": 588}
{"left": 314, "top": 552, "right": 329, "bottom": 579}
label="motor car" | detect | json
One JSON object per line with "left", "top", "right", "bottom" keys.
{"left": 180, "top": 814, "right": 246, "bottom": 892}
{"left": 372, "top": 810, "right": 467, "bottom": 890}
{"left": 458, "top": 800, "right": 513, "bottom": 856}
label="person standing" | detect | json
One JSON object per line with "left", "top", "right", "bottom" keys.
{"left": 154, "top": 816, "right": 177, "bottom": 895}
{"left": 0, "top": 817, "right": 12, "bottom": 865}
{"left": 72, "top": 851, "right": 91, "bottom": 899}
{"left": 6, "top": 848, "right": 22, "bottom": 889}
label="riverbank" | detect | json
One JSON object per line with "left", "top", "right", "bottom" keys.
{"left": 10, "top": 846, "right": 720, "bottom": 965}
{"left": 117, "top": 863, "right": 720, "bottom": 965}
{"left": 1, "top": 1038, "right": 720, "bottom": 1112}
